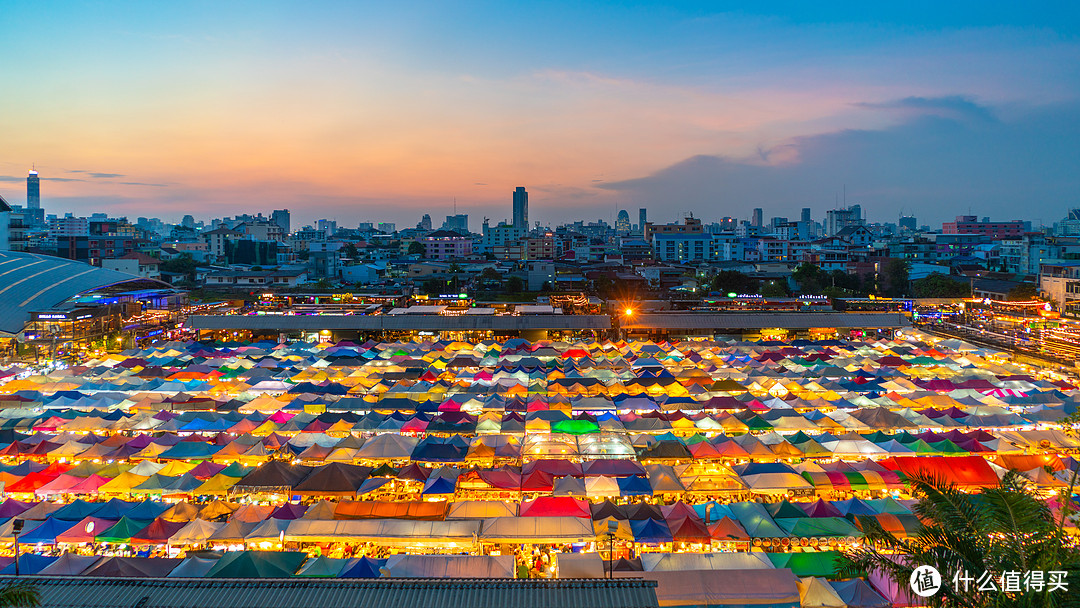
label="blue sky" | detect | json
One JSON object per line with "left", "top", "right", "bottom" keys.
{"left": 1, "top": 1, "right": 1078, "bottom": 229}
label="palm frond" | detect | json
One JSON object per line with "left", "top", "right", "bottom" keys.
{"left": 0, "top": 581, "right": 41, "bottom": 608}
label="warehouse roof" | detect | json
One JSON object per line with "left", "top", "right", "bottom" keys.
{"left": 622, "top": 312, "right": 909, "bottom": 331}
{"left": 188, "top": 314, "right": 612, "bottom": 332}
{"left": 11, "top": 576, "right": 660, "bottom": 608}
{"left": 0, "top": 250, "right": 170, "bottom": 336}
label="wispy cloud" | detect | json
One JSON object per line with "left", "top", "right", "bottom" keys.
{"left": 68, "top": 170, "right": 127, "bottom": 179}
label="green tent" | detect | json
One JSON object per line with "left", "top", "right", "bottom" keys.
{"left": 96, "top": 517, "right": 153, "bottom": 543}
{"left": 775, "top": 517, "right": 863, "bottom": 538}
{"left": 206, "top": 550, "right": 308, "bottom": 578}
{"left": 741, "top": 415, "right": 773, "bottom": 431}
{"left": 863, "top": 431, "right": 895, "bottom": 443}
{"left": 550, "top": 419, "right": 600, "bottom": 435}
{"left": 927, "top": 439, "right": 966, "bottom": 454}
{"left": 728, "top": 502, "right": 786, "bottom": 538}
{"left": 765, "top": 500, "right": 807, "bottom": 519}
{"left": 767, "top": 551, "right": 842, "bottom": 577}
{"left": 294, "top": 556, "right": 349, "bottom": 577}
{"left": 218, "top": 462, "right": 255, "bottom": 478}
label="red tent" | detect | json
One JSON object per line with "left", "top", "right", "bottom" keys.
{"left": 130, "top": 518, "right": 187, "bottom": 545}
{"left": 519, "top": 497, "right": 590, "bottom": 518}
{"left": 667, "top": 516, "right": 711, "bottom": 543}
{"left": 880, "top": 456, "right": 998, "bottom": 488}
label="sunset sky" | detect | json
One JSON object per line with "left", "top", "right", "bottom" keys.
{"left": 2, "top": 1, "right": 1079, "bottom": 229}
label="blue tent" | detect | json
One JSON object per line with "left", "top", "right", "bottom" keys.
{"left": 52, "top": 499, "right": 105, "bottom": 521}
{"left": 629, "top": 518, "right": 673, "bottom": 544}
{"left": 616, "top": 475, "right": 653, "bottom": 497}
{"left": 339, "top": 556, "right": 387, "bottom": 578}
{"left": 124, "top": 500, "right": 170, "bottom": 520}
{"left": 90, "top": 499, "right": 137, "bottom": 520}
{"left": 411, "top": 436, "right": 468, "bottom": 462}
{"left": 0, "top": 554, "right": 57, "bottom": 575}
{"left": 356, "top": 478, "right": 391, "bottom": 495}
{"left": 421, "top": 472, "right": 459, "bottom": 495}
{"left": 19, "top": 518, "right": 79, "bottom": 544}
{"left": 830, "top": 578, "right": 890, "bottom": 608}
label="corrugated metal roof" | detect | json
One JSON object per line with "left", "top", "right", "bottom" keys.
{"left": 622, "top": 312, "right": 909, "bottom": 331}
{"left": 188, "top": 314, "right": 612, "bottom": 332}
{"left": 11, "top": 576, "right": 659, "bottom": 608}
{"left": 0, "top": 250, "right": 160, "bottom": 336}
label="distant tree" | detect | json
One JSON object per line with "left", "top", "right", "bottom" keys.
{"left": 315, "top": 278, "right": 333, "bottom": 290}
{"left": 422, "top": 278, "right": 443, "bottom": 295}
{"left": 881, "top": 258, "right": 910, "bottom": 297}
{"left": 479, "top": 268, "right": 501, "bottom": 282}
{"left": 540, "top": 281, "right": 552, "bottom": 292}
{"left": 911, "top": 273, "right": 970, "bottom": 298}
{"left": 159, "top": 253, "right": 198, "bottom": 282}
{"left": 1007, "top": 283, "right": 1038, "bottom": 301}
{"left": 791, "top": 263, "right": 829, "bottom": 294}
{"left": 591, "top": 276, "right": 616, "bottom": 298}
{"left": 759, "top": 280, "right": 789, "bottom": 297}
{"left": 407, "top": 241, "right": 426, "bottom": 256}
{"left": 710, "top": 270, "right": 758, "bottom": 295}
{"left": 341, "top": 243, "right": 359, "bottom": 258}
{"left": 448, "top": 262, "right": 463, "bottom": 274}
{"left": 506, "top": 276, "right": 525, "bottom": 293}
{"left": 250, "top": 266, "right": 263, "bottom": 271}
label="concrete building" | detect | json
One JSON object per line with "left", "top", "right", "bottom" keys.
{"left": 943, "top": 215, "right": 1028, "bottom": 239}
{"left": 422, "top": 230, "right": 473, "bottom": 260}
{"left": 825, "top": 205, "right": 864, "bottom": 236}
{"left": 102, "top": 252, "right": 162, "bottom": 279}
{"left": 1040, "top": 262, "right": 1080, "bottom": 318}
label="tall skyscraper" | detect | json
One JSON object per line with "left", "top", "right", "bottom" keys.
{"left": 615, "top": 210, "right": 631, "bottom": 233}
{"left": 418, "top": 214, "right": 432, "bottom": 231}
{"left": 512, "top": 187, "right": 529, "bottom": 234}
{"left": 638, "top": 208, "right": 647, "bottom": 231}
{"left": 271, "top": 209, "right": 291, "bottom": 234}
{"left": 801, "top": 207, "right": 811, "bottom": 223}
{"left": 751, "top": 208, "right": 763, "bottom": 227}
{"left": 27, "top": 169, "right": 40, "bottom": 209}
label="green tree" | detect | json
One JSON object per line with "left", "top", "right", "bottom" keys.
{"left": 479, "top": 268, "right": 501, "bottom": 282}
{"left": 711, "top": 270, "right": 758, "bottom": 295}
{"left": 759, "top": 280, "right": 788, "bottom": 297}
{"left": 160, "top": 253, "right": 197, "bottom": 282}
{"left": 840, "top": 470, "right": 1080, "bottom": 608}
{"left": 0, "top": 580, "right": 41, "bottom": 607}
{"left": 341, "top": 242, "right": 359, "bottom": 258}
{"left": 881, "top": 258, "right": 910, "bottom": 297}
{"left": 421, "top": 278, "right": 443, "bottom": 295}
{"left": 540, "top": 281, "right": 552, "bottom": 292}
{"left": 1007, "top": 283, "right": 1038, "bottom": 301}
{"left": 408, "top": 241, "right": 426, "bottom": 256}
{"left": 506, "top": 276, "right": 525, "bottom": 293}
{"left": 912, "top": 273, "right": 971, "bottom": 298}
{"left": 792, "top": 263, "right": 829, "bottom": 294}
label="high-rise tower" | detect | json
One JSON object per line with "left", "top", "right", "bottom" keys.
{"left": 512, "top": 187, "right": 529, "bottom": 234}
{"left": 27, "top": 169, "right": 40, "bottom": 210}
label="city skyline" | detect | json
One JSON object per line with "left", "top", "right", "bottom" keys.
{"left": 2, "top": 2, "right": 1079, "bottom": 227}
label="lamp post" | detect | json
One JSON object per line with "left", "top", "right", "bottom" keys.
{"left": 12, "top": 519, "right": 23, "bottom": 576}
{"left": 606, "top": 519, "right": 619, "bottom": 579}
